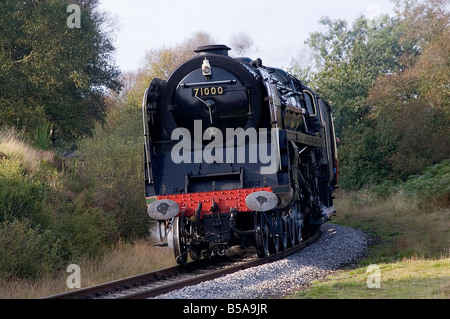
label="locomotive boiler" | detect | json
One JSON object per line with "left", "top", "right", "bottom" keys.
{"left": 142, "top": 45, "right": 338, "bottom": 264}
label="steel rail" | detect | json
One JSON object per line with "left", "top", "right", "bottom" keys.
{"left": 43, "top": 264, "right": 185, "bottom": 299}
{"left": 44, "top": 230, "right": 319, "bottom": 300}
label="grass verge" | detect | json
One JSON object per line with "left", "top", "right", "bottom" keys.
{"left": 288, "top": 190, "right": 450, "bottom": 299}
{"left": 0, "top": 237, "right": 175, "bottom": 299}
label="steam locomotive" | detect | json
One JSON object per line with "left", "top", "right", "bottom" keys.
{"left": 142, "top": 45, "right": 338, "bottom": 265}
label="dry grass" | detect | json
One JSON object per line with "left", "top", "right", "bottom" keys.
{"left": 0, "top": 129, "right": 176, "bottom": 299}
{"left": 0, "top": 128, "right": 53, "bottom": 173}
{"left": 288, "top": 190, "right": 450, "bottom": 299}
{"left": 0, "top": 237, "right": 175, "bottom": 299}
{"left": 334, "top": 190, "right": 450, "bottom": 259}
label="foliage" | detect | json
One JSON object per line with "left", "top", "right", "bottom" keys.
{"left": 64, "top": 104, "right": 149, "bottom": 240}
{"left": 0, "top": 130, "right": 115, "bottom": 280}
{"left": 0, "top": 32, "right": 222, "bottom": 280}
{"left": 0, "top": 0, "right": 122, "bottom": 146}
{"left": 291, "top": 0, "right": 450, "bottom": 189}
{"left": 0, "top": 159, "right": 45, "bottom": 224}
{"left": 299, "top": 14, "right": 405, "bottom": 132}
{"left": 123, "top": 32, "right": 214, "bottom": 108}
{"left": 367, "top": 0, "right": 450, "bottom": 180}
{"left": 0, "top": 220, "right": 64, "bottom": 280}
{"left": 402, "top": 160, "right": 450, "bottom": 208}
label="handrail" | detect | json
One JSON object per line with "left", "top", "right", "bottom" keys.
{"left": 142, "top": 88, "right": 152, "bottom": 183}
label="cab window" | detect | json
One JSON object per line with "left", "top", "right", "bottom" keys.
{"left": 303, "top": 90, "right": 317, "bottom": 116}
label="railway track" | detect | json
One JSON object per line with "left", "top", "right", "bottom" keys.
{"left": 44, "top": 230, "right": 320, "bottom": 299}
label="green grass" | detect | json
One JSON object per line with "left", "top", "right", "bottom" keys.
{"left": 289, "top": 257, "right": 450, "bottom": 299}
{"left": 288, "top": 187, "right": 450, "bottom": 299}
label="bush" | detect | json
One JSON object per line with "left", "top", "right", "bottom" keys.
{"left": 64, "top": 105, "right": 149, "bottom": 240}
{"left": 0, "top": 159, "right": 46, "bottom": 224}
{"left": 402, "top": 160, "right": 450, "bottom": 208}
{"left": 353, "top": 160, "right": 449, "bottom": 208}
{"left": 0, "top": 220, "right": 63, "bottom": 280}
{"left": 0, "top": 130, "right": 120, "bottom": 279}
{"left": 369, "top": 180, "right": 397, "bottom": 199}
{"left": 53, "top": 205, "right": 116, "bottom": 260}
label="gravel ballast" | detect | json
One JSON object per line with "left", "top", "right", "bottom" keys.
{"left": 155, "top": 223, "right": 370, "bottom": 299}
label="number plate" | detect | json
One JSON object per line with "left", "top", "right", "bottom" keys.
{"left": 192, "top": 86, "right": 226, "bottom": 97}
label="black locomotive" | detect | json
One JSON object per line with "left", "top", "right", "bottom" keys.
{"left": 142, "top": 45, "right": 338, "bottom": 264}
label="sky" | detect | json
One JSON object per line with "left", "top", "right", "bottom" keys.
{"left": 98, "top": 0, "right": 398, "bottom": 73}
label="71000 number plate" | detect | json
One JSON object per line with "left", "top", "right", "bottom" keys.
{"left": 192, "top": 86, "right": 226, "bottom": 97}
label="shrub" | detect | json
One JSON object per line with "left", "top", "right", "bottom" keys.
{"left": 370, "top": 180, "right": 397, "bottom": 199}
{"left": 64, "top": 105, "right": 149, "bottom": 240}
{"left": 0, "top": 220, "right": 63, "bottom": 280}
{"left": 0, "top": 159, "right": 46, "bottom": 224}
{"left": 53, "top": 205, "right": 116, "bottom": 260}
{"left": 0, "top": 130, "right": 120, "bottom": 279}
{"left": 402, "top": 159, "right": 450, "bottom": 208}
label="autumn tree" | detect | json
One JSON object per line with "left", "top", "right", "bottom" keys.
{"left": 291, "top": 0, "right": 449, "bottom": 188}
{"left": 124, "top": 32, "right": 215, "bottom": 108}
{"left": 291, "top": 13, "right": 408, "bottom": 187}
{"left": 368, "top": 0, "right": 450, "bottom": 178}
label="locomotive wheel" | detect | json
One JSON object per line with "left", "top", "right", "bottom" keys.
{"left": 268, "top": 214, "right": 280, "bottom": 254}
{"left": 303, "top": 222, "right": 320, "bottom": 240}
{"left": 255, "top": 213, "right": 269, "bottom": 258}
{"left": 280, "top": 215, "right": 289, "bottom": 250}
{"left": 188, "top": 221, "right": 201, "bottom": 261}
{"left": 173, "top": 216, "right": 188, "bottom": 265}
{"left": 294, "top": 213, "right": 303, "bottom": 244}
{"left": 189, "top": 247, "right": 201, "bottom": 261}
{"left": 286, "top": 214, "right": 296, "bottom": 247}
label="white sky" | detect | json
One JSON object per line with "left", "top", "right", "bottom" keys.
{"left": 98, "top": 0, "right": 397, "bottom": 73}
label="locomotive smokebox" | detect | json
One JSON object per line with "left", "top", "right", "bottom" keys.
{"left": 194, "top": 44, "right": 231, "bottom": 56}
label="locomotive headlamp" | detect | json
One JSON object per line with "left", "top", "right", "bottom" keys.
{"left": 202, "top": 58, "right": 212, "bottom": 76}
{"left": 245, "top": 191, "right": 279, "bottom": 212}
{"left": 148, "top": 199, "right": 180, "bottom": 220}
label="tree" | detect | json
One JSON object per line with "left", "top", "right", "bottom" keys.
{"left": 291, "top": 14, "right": 408, "bottom": 188}
{"left": 291, "top": 0, "right": 449, "bottom": 189}
{"left": 368, "top": 0, "right": 450, "bottom": 178}
{"left": 124, "top": 32, "right": 215, "bottom": 108}
{"left": 297, "top": 14, "right": 406, "bottom": 135}
{"left": 230, "top": 32, "right": 254, "bottom": 56}
{"left": 0, "top": 0, "right": 122, "bottom": 147}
